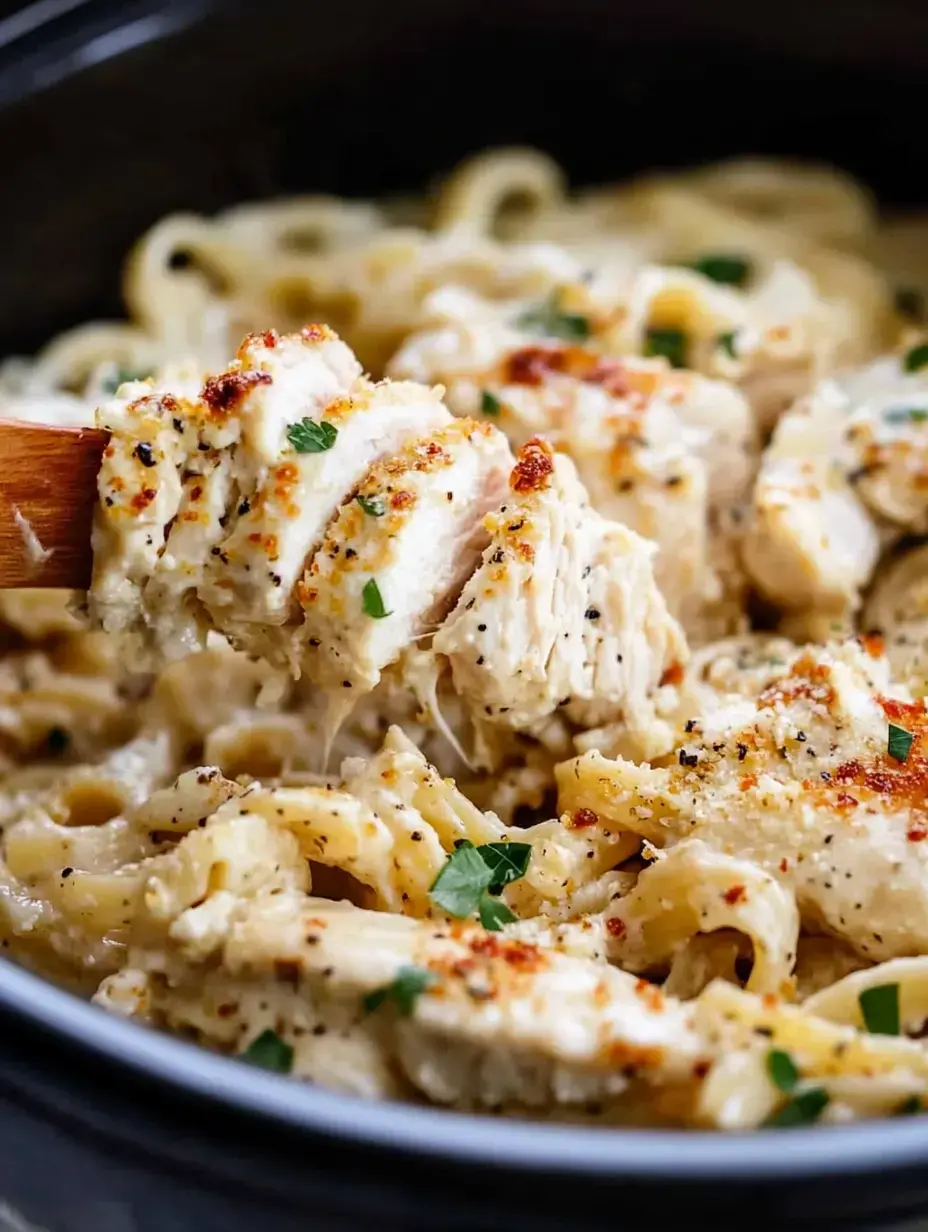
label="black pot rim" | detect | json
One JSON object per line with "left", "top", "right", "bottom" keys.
{"left": 2, "top": 956, "right": 927, "bottom": 1182}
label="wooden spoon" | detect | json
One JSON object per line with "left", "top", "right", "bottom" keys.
{"left": 0, "top": 421, "right": 109, "bottom": 589}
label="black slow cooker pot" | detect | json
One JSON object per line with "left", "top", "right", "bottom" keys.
{"left": 3, "top": 2, "right": 928, "bottom": 1226}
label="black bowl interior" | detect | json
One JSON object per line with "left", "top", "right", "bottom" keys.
{"left": 2, "top": 0, "right": 928, "bottom": 356}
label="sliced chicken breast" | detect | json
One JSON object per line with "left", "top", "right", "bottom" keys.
{"left": 434, "top": 438, "right": 687, "bottom": 755}
{"left": 297, "top": 418, "right": 513, "bottom": 699}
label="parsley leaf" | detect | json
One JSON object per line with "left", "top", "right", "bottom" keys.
{"left": 904, "top": 343, "right": 928, "bottom": 374}
{"left": 859, "top": 982, "right": 900, "bottom": 1035}
{"left": 765, "top": 1087, "right": 830, "bottom": 1128}
{"left": 357, "top": 494, "right": 386, "bottom": 517}
{"left": 884, "top": 406, "right": 928, "bottom": 425}
{"left": 362, "top": 578, "right": 391, "bottom": 619}
{"left": 717, "top": 331, "right": 739, "bottom": 359}
{"left": 690, "top": 254, "right": 751, "bottom": 287}
{"left": 101, "top": 365, "right": 154, "bottom": 395}
{"left": 430, "top": 842, "right": 494, "bottom": 917}
{"left": 429, "top": 840, "right": 532, "bottom": 924}
{"left": 242, "top": 1029, "right": 294, "bottom": 1073}
{"left": 896, "top": 1095, "right": 923, "bottom": 1116}
{"left": 888, "top": 722, "right": 914, "bottom": 763}
{"left": 363, "top": 965, "right": 436, "bottom": 1016}
{"left": 481, "top": 390, "right": 502, "bottom": 416}
{"left": 477, "top": 842, "right": 533, "bottom": 895}
{"left": 479, "top": 895, "right": 518, "bottom": 931}
{"left": 516, "top": 292, "right": 590, "bottom": 341}
{"left": 644, "top": 327, "right": 688, "bottom": 369}
{"left": 287, "top": 417, "right": 338, "bottom": 453}
{"left": 766, "top": 1048, "right": 800, "bottom": 1094}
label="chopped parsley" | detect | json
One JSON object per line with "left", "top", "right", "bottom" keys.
{"left": 516, "top": 292, "right": 590, "bottom": 341}
{"left": 717, "top": 331, "right": 739, "bottom": 359}
{"left": 287, "top": 417, "right": 338, "bottom": 453}
{"left": 896, "top": 1095, "right": 923, "bottom": 1116}
{"left": 690, "top": 254, "right": 751, "bottom": 287}
{"left": 362, "top": 577, "right": 391, "bottom": 619}
{"left": 883, "top": 406, "right": 928, "bottom": 425}
{"left": 478, "top": 896, "right": 518, "bottom": 930}
{"left": 766, "top": 1048, "right": 800, "bottom": 1093}
{"left": 241, "top": 1029, "right": 293, "bottom": 1073}
{"left": 481, "top": 390, "right": 502, "bottom": 416}
{"left": 888, "top": 722, "right": 914, "bottom": 763}
{"left": 356, "top": 494, "right": 386, "bottom": 517}
{"left": 895, "top": 287, "right": 925, "bottom": 322}
{"left": 904, "top": 343, "right": 928, "bottom": 374}
{"left": 765, "top": 1087, "right": 830, "bottom": 1128}
{"left": 100, "top": 365, "right": 153, "bottom": 395}
{"left": 429, "top": 839, "right": 532, "bottom": 931}
{"left": 644, "top": 327, "right": 688, "bottom": 369}
{"left": 363, "top": 965, "right": 436, "bottom": 1016}
{"left": 859, "top": 982, "right": 900, "bottom": 1035}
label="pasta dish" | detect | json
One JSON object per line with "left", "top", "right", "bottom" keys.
{"left": 5, "top": 147, "right": 928, "bottom": 1130}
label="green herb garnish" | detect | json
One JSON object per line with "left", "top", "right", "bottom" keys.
{"left": 690, "top": 254, "right": 751, "bottom": 287}
{"left": 766, "top": 1048, "right": 800, "bottom": 1094}
{"left": 287, "top": 417, "right": 338, "bottom": 453}
{"left": 717, "top": 331, "right": 739, "bottom": 359}
{"left": 242, "top": 1029, "right": 294, "bottom": 1073}
{"left": 481, "top": 390, "right": 502, "bottom": 416}
{"left": 904, "top": 343, "right": 928, "bottom": 374}
{"left": 859, "top": 983, "right": 900, "bottom": 1035}
{"left": 765, "top": 1087, "right": 830, "bottom": 1128}
{"left": 429, "top": 839, "right": 531, "bottom": 929}
{"left": 362, "top": 577, "right": 391, "bottom": 619}
{"left": 363, "top": 965, "right": 436, "bottom": 1016}
{"left": 888, "top": 722, "right": 914, "bottom": 763}
{"left": 896, "top": 1095, "right": 923, "bottom": 1116}
{"left": 356, "top": 494, "right": 386, "bottom": 517}
{"left": 101, "top": 366, "right": 153, "bottom": 395}
{"left": 884, "top": 406, "right": 928, "bottom": 425}
{"left": 516, "top": 292, "right": 590, "bottom": 341}
{"left": 644, "top": 327, "right": 688, "bottom": 369}
{"left": 474, "top": 841, "right": 532, "bottom": 894}
{"left": 478, "top": 896, "right": 518, "bottom": 931}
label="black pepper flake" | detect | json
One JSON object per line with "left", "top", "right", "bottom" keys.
{"left": 685, "top": 719, "right": 697, "bottom": 733}
{"left": 312, "top": 1024, "right": 327, "bottom": 1036}
{"left": 665, "top": 475, "right": 682, "bottom": 487}
{"left": 679, "top": 750, "right": 699, "bottom": 768}
{"left": 345, "top": 548, "right": 357, "bottom": 559}
{"left": 218, "top": 513, "right": 229, "bottom": 528}
{"left": 269, "top": 572, "right": 282, "bottom": 586}
{"left": 821, "top": 771, "right": 832, "bottom": 782}
{"left": 466, "top": 599, "right": 475, "bottom": 610}
{"left": 104, "top": 496, "right": 114, "bottom": 507}
{"left": 824, "top": 834, "right": 833, "bottom": 845}
{"left": 446, "top": 492, "right": 454, "bottom": 502}
{"left": 411, "top": 831, "right": 422, "bottom": 842}
{"left": 61, "top": 867, "right": 73, "bottom": 879}
{"left": 737, "top": 743, "right": 748, "bottom": 761}
{"left": 134, "top": 442, "right": 157, "bottom": 468}
{"left": 584, "top": 608, "right": 601, "bottom": 621}
{"left": 237, "top": 498, "right": 251, "bottom": 516}
{"left": 477, "top": 623, "right": 487, "bottom": 632}
{"left": 342, "top": 681, "right": 353, "bottom": 688}
{"left": 490, "top": 548, "right": 505, "bottom": 564}
{"left": 173, "top": 417, "right": 184, "bottom": 432}
{"left": 197, "top": 441, "right": 210, "bottom": 452}
{"left": 797, "top": 731, "right": 807, "bottom": 742}
{"left": 210, "top": 547, "right": 221, "bottom": 556}
{"left": 476, "top": 656, "right": 485, "bottom": 666}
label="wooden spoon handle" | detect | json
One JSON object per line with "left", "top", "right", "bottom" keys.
{"left": 0, "top": 420, "right": 110, "bottom": 589}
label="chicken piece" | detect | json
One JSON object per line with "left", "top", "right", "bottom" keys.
{"left": 742, "top": 380, "right": 881, "bottom": 613}
{"left": 841, "top": 353, "right": 928, "bottom": 532}
{"left": 198, "top": 329, "right": 449, "bottom": 651}
{"left": 103, "top": 890, "right": 707, "bottom": 1110}
{"left": 390, "top": 293, "right": 756, "bottom": 640}
{"left": 433, "top": 439, "right": 687, "bottom": 759}
{"left": 864, "top": 544, "right": 928, "bottom": 697}
{"left": 558, "top": 640, "right": 928, "bottom": 965}
{"left": 297, "top": 419, "right": 512, "bottom": 705}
